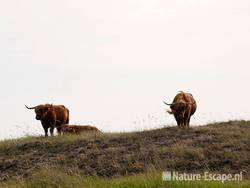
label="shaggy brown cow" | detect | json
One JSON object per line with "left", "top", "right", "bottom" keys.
{"left": 61, "top": 125, "right": 100, "bottom": 134}
{"left": 163, "top": 91, "right": 197, "bottom": 128}
{"left": 25, "top": 104, "right": 69, "bottom": 137}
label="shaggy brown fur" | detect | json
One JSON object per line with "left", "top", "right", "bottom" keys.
{"left": 26, "top": 104, "right": 70, "bottom": 137}
{"left": 61, "top": 125, "right": 100, "bottom": 134}
{"left": 164, "top": 91, "right": 197, "bottom": 128}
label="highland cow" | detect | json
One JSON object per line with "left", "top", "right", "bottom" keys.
{"left": 61, "top": 125, "right": 100, "bottom": 134}
{"left": 164, "top": 91, "right": 197, "bottom": 128}
{"left": 25, "top": 104, "right": 69, "bottom": 137}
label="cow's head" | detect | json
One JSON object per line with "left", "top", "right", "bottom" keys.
{"left": 25, "top": 104, "right": 52, "bottom": 120}
{"left": 164, "top": 101, "right": 190, "bottom": 118}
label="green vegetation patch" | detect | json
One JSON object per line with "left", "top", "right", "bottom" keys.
{"left": 1, "top": 169, "right": 249, "bottom": 188}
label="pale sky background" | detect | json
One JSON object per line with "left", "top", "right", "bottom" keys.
{"left": 0, "top": 0, "right": 250, "bottom": 139}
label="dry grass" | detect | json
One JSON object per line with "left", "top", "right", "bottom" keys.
{"left": 0, "top": 120, "right": 250, "bottom": 182}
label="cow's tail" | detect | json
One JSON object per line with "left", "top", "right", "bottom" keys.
{"left": 66, "top": 117, "right": 69, "bottom": 124}
{"left": 66, "top": 109, "right": 70, "bottom": 124}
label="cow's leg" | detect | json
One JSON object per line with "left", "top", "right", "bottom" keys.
{"left": 179, "top": 120, "right": 183, "bottom": 128}
{"left": 187, "top": 117, "right": 191, "bottom": 128}
{"left": 44, "top": 128, "right": 48, "bottom": 137}
{"left": 57, "top": 127, "right": 62, "bottom": 135}
{"left": 50, "top": 127, "right": 54, "bottom": 136}
{"left": 181, "top": 121, "right": 185, "bottom": 128}
{"left": 57, "top": 125, "right": 62, "bottom": 135}
{"left": 182, "top": 119, "right": 187, "bottom": 128}
{"left": 55, "top": 120, "right": 62, "bottom": 135}
{"left": 185, "top": 107, "right": 191, "bottom": 128}
{"left": 42, "top": 123, "right": 49, "bottom": 137}
{"left": 184, "top": 116, "right": 191, "bottom": 128}
{"left": 182, "top": 121, "right": 186, "bottom": 128}
{"left": 174, "top": 116, "right": 181, "bottom": 127}
{"left": 177, "top": 120, "right": 181, "bottom": 127}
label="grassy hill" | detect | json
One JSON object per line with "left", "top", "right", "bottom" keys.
{"left": 0, "top": 120, "right": 250, "bottom": 187}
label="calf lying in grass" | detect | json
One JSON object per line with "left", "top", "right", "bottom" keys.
{"left": 61, "top": 125, "right": 101, "bottom": 134}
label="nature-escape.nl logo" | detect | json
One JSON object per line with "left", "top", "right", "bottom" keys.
{"left": 162, "top": 171, "right": 243, "bottom": 183}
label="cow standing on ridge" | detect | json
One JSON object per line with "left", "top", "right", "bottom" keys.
{"left": 164, "top": 91, "right": 197, "bottom": 128}
{"left": 25, "top": 104, "right": 69, "bottom": 137}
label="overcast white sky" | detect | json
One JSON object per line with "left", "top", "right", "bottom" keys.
{"left": 0, "top": 0, "right": 250, "bottom": 139}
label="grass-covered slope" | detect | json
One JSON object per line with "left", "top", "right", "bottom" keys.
{"left": 1, "top": 169, "right": 250, "bottom": 188}
{"left": 0, "top": 121, "right": 250, "bottom": 183}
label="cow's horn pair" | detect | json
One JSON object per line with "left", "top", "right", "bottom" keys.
{"left": 163, "top": 101, "right": 194, "bottom": 106}
{"left": 25, "top": 105, "right": 36, "bottom": 109}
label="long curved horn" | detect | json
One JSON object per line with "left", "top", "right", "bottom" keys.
{"left": 164, "top": 101, "right": 194, "bottom": 105}
{"left": 163, "top": 101, "right": 172, "bottom": 105}
{"left": 25, "top": 105, "right": 36, "bottom": 109}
